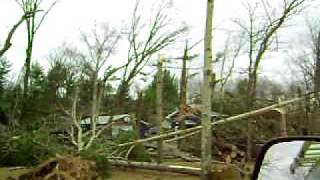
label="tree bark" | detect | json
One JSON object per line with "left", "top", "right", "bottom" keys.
{"left": 246, "top": 76, "right": 254, "bottom": 160}
{"left": 21, "top": 29, "right": 35, "bottom": 124}
{"left": 180, "top": 42, "right": 188, "bottom": 106}
{"left": 313, "top": 31, "right": 320, "bottom": 135}
{"left": 202, "top": 0, "right": 215, "bottom": 179}
{"left": 314, "top": 31, "right": 320, "bottom": 94}
{"left": 90, "top": 72, "right": 98, "bottom": 141}
{"left": 156, "top": 56, "right": 164, "bottom": 163}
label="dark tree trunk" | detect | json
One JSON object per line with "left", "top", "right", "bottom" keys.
{"left": 116, "top": 83, "right": 129, "bottom": 114}
{"left": 314, "top": 31, "right": 320, "bottom": 94}
{"left": 312, "top": 31, "right": 320, "bottom": 135}
{"left": 20, "top": 40, "right": 33, "bottom": 125}
{"left": 246, "top": 71, "right": 257, "bottom": 160}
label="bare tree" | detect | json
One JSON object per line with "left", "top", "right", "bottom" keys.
{"left": 116, "top": 0, "right": 187, "bottom": 113}
{"left": 61, "top": 82, "right": 117, "bottom": 152}
{"left": 306, "top": 18, "right": 320, "bottom": 96}
{"left": 80, "top": 24, "right": 122, "bottom": 149}
{"left": 54, "top": 25, "right": 123, "bottom": 151}
{"left": 288, "top": 49, "right": 314, "bottom": 91}
{"left": 236, "top": 0, "right": 308, "bottom": 159}
{"left": 216, "top": 32, "right": 245, "bottom": 113}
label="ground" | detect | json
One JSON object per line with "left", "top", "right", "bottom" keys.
{"left": 0, "top": 167, "right": 31, "bottom": 179}
{"left": 0, "top": 160, "right": 250, "bottom": 180}
{"left": 0, "top": 167, "right": 198, "bottom": 180}
{"left": 111, "top": 169, "right": 198, "bottom": 180}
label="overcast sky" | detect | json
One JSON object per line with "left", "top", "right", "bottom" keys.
{"left": 1, "top": 0, "right": 320, "bottom": 84}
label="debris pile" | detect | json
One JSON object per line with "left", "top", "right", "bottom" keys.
{"left": 17, "top": 155, "right": 99, "bottom": 180}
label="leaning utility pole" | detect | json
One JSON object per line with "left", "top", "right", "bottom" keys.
{"left": 156, "top": 55, "right": 164, "bottom": 163}
{"left": 178, "top": 41, "right": 188, "bottom": 150}
{"left": 201, "top": 0, "right": 215, "bottom": 179}
{"left": 180, "top": 41, "right": 188, "bottom": 107}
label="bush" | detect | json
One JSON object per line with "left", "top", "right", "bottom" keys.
{"left": 80, "top": 150, "right": 111, "bottom": 178}
{"left": 80, "top": 138, "right": 112, "bottom": 178}
{"left": 0, "top": 129, "right": 67, "bottom": 167}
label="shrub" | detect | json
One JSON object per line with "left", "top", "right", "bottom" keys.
{"left": 114, "top": 131, "right": 151, "bottom": 162}
{"left": 80, "top": 138, "right": 112, "bottom": 178}
{"left": 80, "top": 150, "right": 111, "bottom": 178}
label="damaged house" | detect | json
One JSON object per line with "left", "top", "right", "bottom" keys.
{"left": 164, "top": 104, "right": 228, "bottom": 130}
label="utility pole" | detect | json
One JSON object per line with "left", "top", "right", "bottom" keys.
{"left": 178, "top": 41, "right": 188, "bottom": 150}
{"left": 156, "top": 55, "right": 164, "bottom": 163}
{"left": 180, "top": 41, "right": 188, "bottom": 107}
{"left": 201, "top": 0, "right": 215, "bottom": 179}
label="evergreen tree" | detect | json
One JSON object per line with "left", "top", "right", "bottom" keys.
{"left": 21, "top": 62, "right": 48, "bottom": 128}
{"left": 0, "top": 58, "right": 10, "bottom": 96}
{"left": 143, "top": 70, "right": 179, "bottom": 122}
{"left": 0, "top": 58, "right": 10, "bottom": 125}
{"left": 29, "top": 62, "right": 47, "bottom": 96}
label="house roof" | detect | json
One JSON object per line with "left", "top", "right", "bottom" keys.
{"left": 80, "top": 114, "right": 131, "bottom": 125}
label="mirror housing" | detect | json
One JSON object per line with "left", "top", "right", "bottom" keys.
{"left": 252, "top": 136, "right": 320, "bottom": 180}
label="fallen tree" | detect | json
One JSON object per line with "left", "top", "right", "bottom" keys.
{"left": 109, "top": 159, "right": 201, "bottom": 176}
{"left": 119, "top": 92, "right": 316, "bottom": 147}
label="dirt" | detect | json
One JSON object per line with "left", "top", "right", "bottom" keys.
{"left": 110, "top": 168, "right": 198, "bottom": 180}
{"left": 109, "top": 159, "right": 249, "bottom": 180}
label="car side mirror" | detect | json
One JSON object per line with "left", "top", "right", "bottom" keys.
{"left": 251, "top": 136, "right": 320, "bottom": 180}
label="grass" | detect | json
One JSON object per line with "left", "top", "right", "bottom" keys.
{"left": 0, "top": 167, "right": 31, "bottom": 179}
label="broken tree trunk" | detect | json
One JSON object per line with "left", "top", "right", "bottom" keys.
{"left": 278, "top": 97, "right": 288, "bottom": 137}
{"left": 109, "top": 160, "right": 201, "bottom": 176}
{"left": 118, "top": 93, "right": 316, "bottom": 147}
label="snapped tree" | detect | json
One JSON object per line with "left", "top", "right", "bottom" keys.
{"left": 15, "top": 0, "right": 59, "bottom": 121}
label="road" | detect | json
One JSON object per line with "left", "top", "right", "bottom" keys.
{"left": 306, "top": 167, "right": 320, "bottom": 180}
